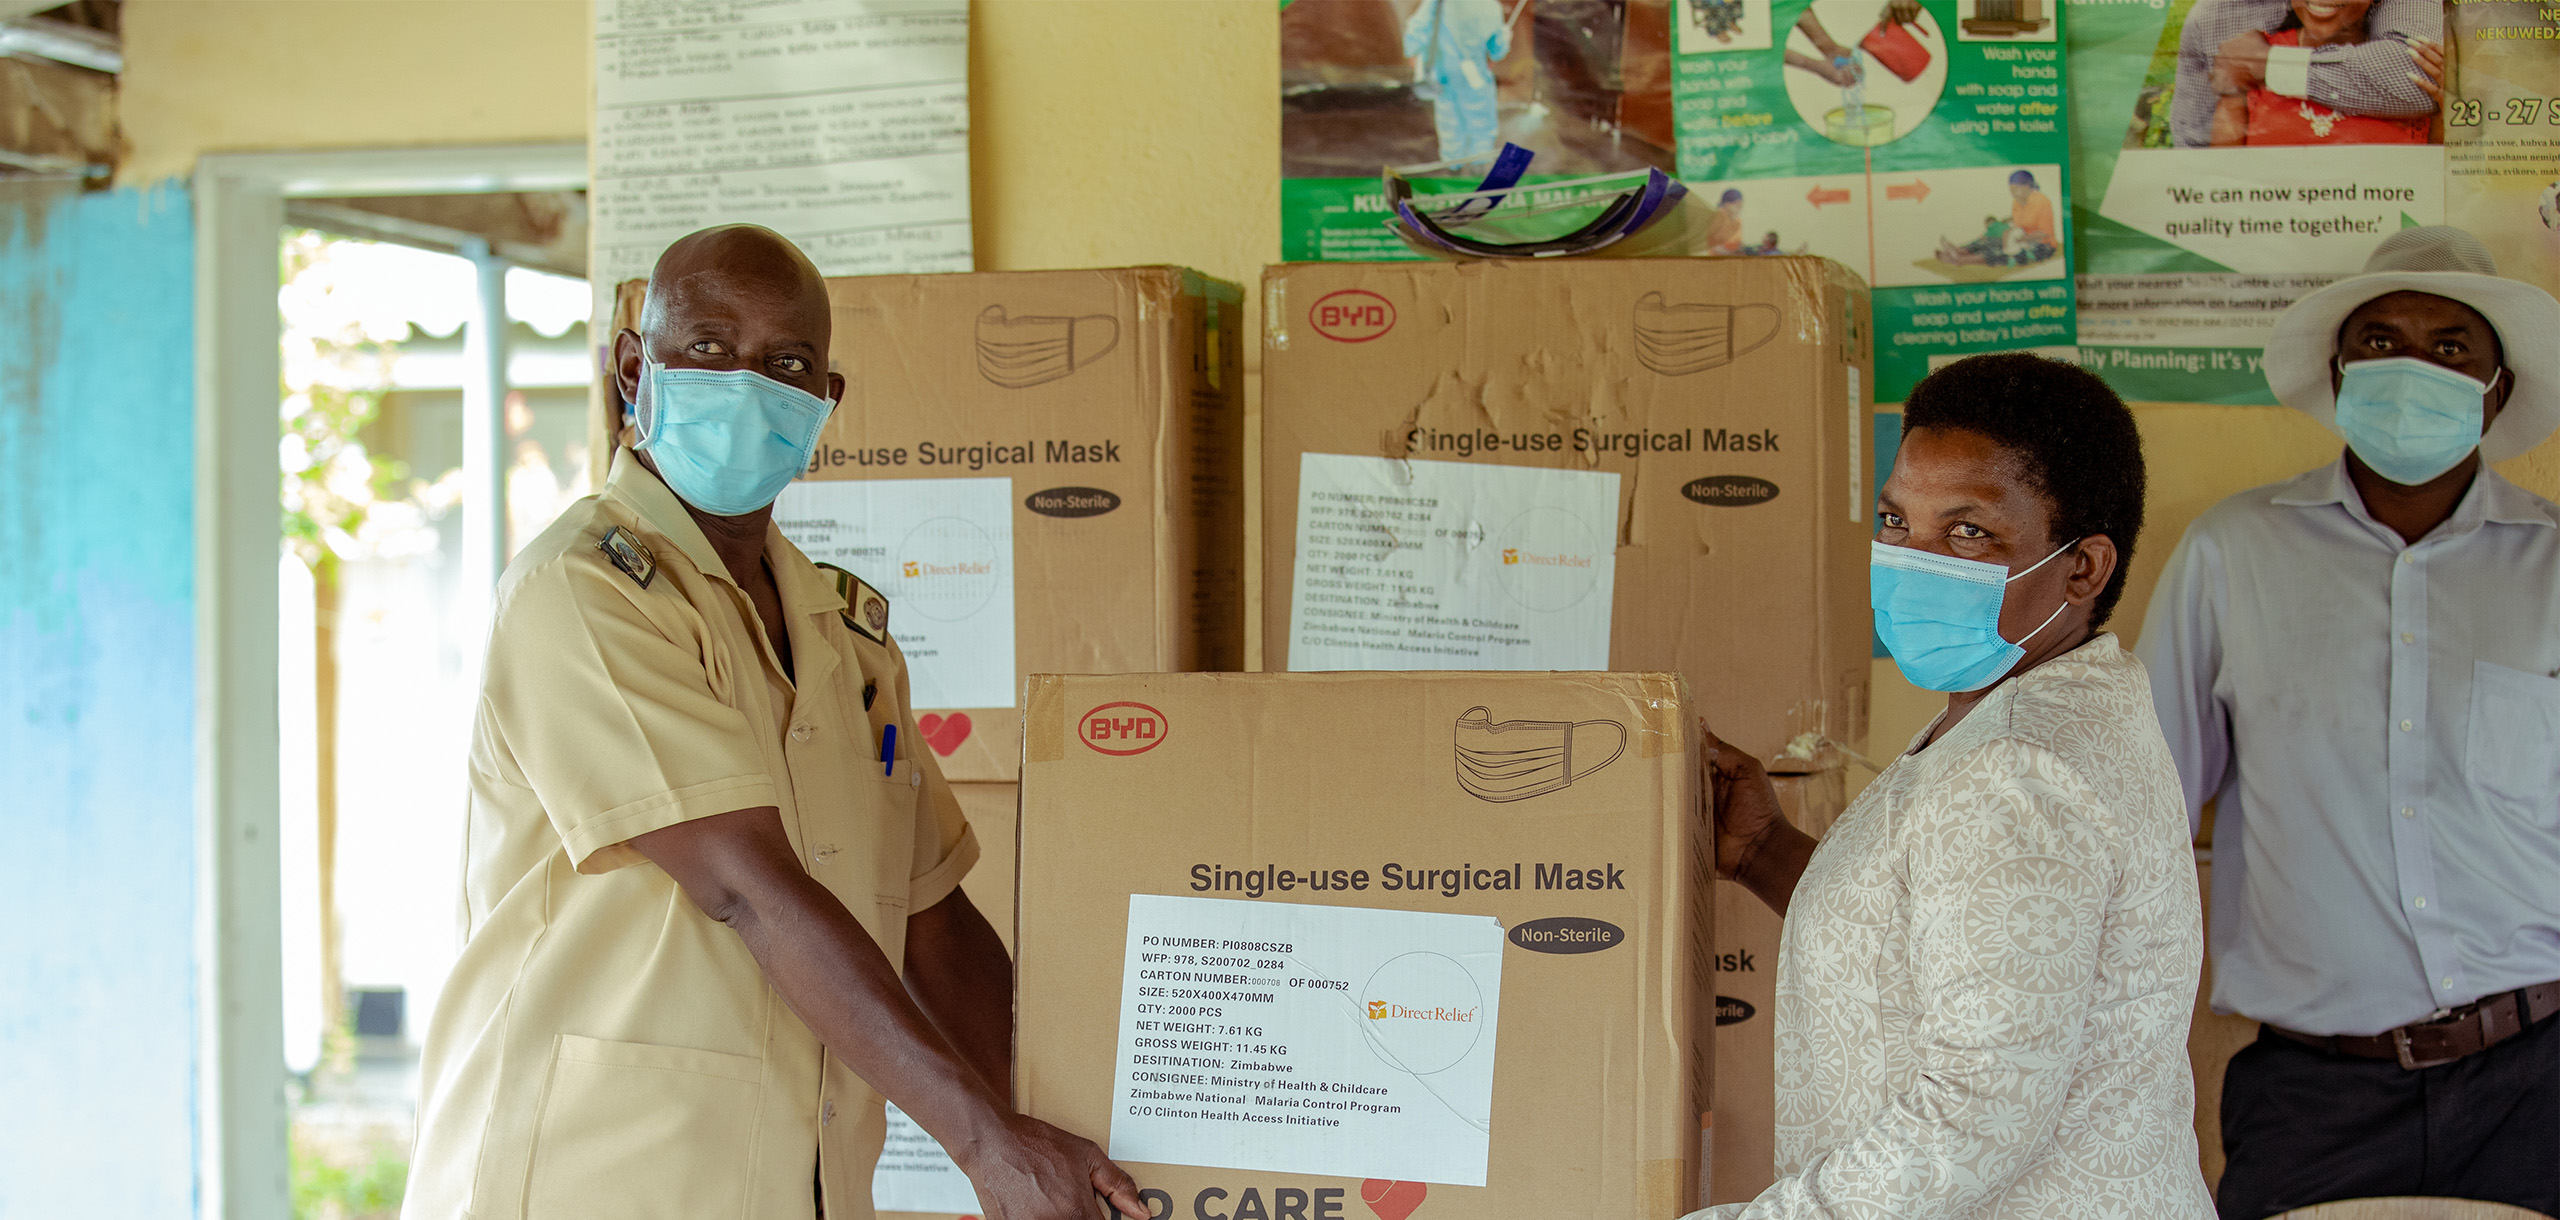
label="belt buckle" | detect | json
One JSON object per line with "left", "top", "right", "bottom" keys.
{"left": 2393, "top": 1024, "right": 2461, "bottom": 1070}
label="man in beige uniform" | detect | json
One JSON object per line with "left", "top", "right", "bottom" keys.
{"left": 406, "top": 226, "right": 1142, "bottom": 1220}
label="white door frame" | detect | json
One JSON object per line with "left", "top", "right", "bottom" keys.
{"left": 192, "top": 142, "right": 586, "bottom": 1220}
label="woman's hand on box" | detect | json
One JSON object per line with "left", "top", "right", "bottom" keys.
{"left": 1704, "top": 723, "right": 1819, "bottom": 917}
{"left": 1705, "top": 725, "right": 1784, "bottom": 879}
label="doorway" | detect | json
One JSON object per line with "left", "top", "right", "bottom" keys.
{"left": 193, "top": 143, "right": 587, "bottom": 1220}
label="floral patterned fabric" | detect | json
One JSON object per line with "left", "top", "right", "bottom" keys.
{"left": 1694, "top": 634, "right": 2214, "bottom": 1219}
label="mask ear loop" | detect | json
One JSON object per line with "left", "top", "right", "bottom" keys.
{"left": 2004, "top": 537, "right": 2082, "bottom": 650}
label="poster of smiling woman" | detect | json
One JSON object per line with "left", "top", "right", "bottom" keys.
{"left": 2068, "top": 0, "right": 2450, "bottom": 402}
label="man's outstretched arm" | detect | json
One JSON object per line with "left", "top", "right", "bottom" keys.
{"left": 905, "top": 888, "right": 1015, "bottom": 1105}
{"left": 2221, "top": 0, "right": 2441, "bottom": 118}
{"left": 632, "top": 807, "right": 1140, "bottom": 1220}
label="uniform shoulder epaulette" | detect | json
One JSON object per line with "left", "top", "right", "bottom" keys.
{"left": 813, "top": 562, "right": 891, "bottom": 644}
{"left": 595, "top": 525, "right": 657, "bottom": 590}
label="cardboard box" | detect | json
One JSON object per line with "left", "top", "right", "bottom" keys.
{"left": 953, "top": 782, "right": 1019, "bottom": 953}
{"left": 609, "top": 268, "right": 1249, "bottom": 782}
{"left": 1259, "top": 258, "right": 1873, "bottom": 764}
{"left": 1016, "top": 671, "right": 1711, "bottom": 1220}
{"left": 1705, "top": 752, "right": 1849, "bottom": 1204}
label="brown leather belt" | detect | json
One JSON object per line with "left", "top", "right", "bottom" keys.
{"left": 2267, "top": 980, "right": 2560, "bottom": 1070}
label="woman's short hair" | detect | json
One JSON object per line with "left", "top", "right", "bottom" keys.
{"left": 1901, "top": 351, "right": 2147, "bottom": 626}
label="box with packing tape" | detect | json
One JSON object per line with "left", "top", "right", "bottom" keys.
{"left": 1015, "top": 671, "right": 1712, "bottom": 1220}
{"left": 607, "top": 268, "right": 1248, "bottom": 783}
{"left": 1260, "top": 257, "right": 1872, "bottom": 765}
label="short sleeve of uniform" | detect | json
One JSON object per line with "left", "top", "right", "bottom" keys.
{"left": 906, "top": 745, "right": 979, "bottom": 913}
{"left": 482, "top": 550, "right": 779, "bottom": 873}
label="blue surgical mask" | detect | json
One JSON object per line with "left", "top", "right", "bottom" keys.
{"left": 632, "top": 356, "right": 834, "bottom": 516}
{"left": 2333, "top": 356, "right": 2499, "bottom": 487}
{"left": 1871, "top": 539, "right": 2077, "bottom": 693}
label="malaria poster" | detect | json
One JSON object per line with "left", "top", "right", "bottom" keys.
{"left": 1279, "top": 0, "right": 1680, "bottom": 260}
{"left": 1671, "top": 0, "right": 2078, "bottom": 402}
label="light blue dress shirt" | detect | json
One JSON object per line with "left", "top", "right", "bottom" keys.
{"left": 2137, "top": 458, "right": 2560, "bottom": 1037}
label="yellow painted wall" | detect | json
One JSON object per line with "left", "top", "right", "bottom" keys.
{"left": 118, "top": 0, "right": 2560, "bottom": 722}
{"left": 120, "top": 1, "right": 592, "bottom": 185}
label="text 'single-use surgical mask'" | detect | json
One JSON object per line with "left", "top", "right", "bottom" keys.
{"left": 2333, "top": 355, "right": 2501, "bottom": 486}
{"left": 1452, "top": 706, "right": 1628, "bottom": 803}
{"left": 1870, "top": 539, "right": 2077, "bottom": 694}
{"left": 632, "top": 357, "right": 835, "bottom": 516}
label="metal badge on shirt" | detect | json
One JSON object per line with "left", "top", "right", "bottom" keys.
{"left": 814, "top": 562, "right": 891, "bottom": 644}
{"left": 596, "top": 525, "right": 656, "bottom": 590}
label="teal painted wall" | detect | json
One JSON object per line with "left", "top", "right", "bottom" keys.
{"left": 0, "top": 181, "right": 198, "bottom": 1218}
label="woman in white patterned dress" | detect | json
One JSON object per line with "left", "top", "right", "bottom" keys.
{"left": 1691, "top": 353, "right": 2214, "bottom": 1219}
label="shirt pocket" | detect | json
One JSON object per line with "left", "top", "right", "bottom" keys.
{"left": 805, "top": 763, "right": 921, "bottom": 952}
{"left": 2468, "top": 660, "right": 2560, "bottom": 815}
{"left": 524, "top": 1034, "right": 763, "bottom": 1220}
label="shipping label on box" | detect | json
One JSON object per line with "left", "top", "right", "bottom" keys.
{"left": 1288, "top": 455, "right": 1619, "bottom": 671}
{"left": 874, "top": 1101, "right": 980, "bottom": 1216}
{"left": 1017, "top": 671, "right": 1710, "bottom": 1220}
{"left": 1111, "top": 895, "right": 1505, "bottom": 1185}
{"left": 776, "top": 477, "right": 1018, "bottom": 709}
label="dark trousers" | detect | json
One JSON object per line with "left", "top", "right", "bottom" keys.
{"left": 2217, "top": 1011, "right": 2560, "bottom": 1220}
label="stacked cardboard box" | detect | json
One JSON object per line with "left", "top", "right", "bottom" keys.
{"left": 608, "top": 267, "right": 1248, "bottom": 784}
{"left": 1016, "top": 671, "right": 1711, "bottom": 1220}
{"left": 1705, "top": 752, "right": 1848, "bottom": 1204}
{"left": 1259, "top": 257, "right": 1874, "bottom": 765}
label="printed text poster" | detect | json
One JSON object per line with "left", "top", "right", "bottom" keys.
{"left": 591, "top": 0, "right": 972, "bottom": 295}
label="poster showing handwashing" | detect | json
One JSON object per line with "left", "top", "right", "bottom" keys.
{"left": 1671, "top": 0, "right": 2078, "bottom": 402}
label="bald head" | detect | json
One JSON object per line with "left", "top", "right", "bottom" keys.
{"left": 616, "top": 224, "right": 842, "bottom": 412}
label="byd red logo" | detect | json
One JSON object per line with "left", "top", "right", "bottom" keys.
{"left": 1309, "top": 289, "right": 1396, "bottom": 343}
{"left": 1079, "top": 701, "right": 1169, "bottom": 756}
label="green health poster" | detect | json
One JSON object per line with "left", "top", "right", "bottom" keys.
{"left": 1673, "top": 0, "right": 2078, "bottom": 402}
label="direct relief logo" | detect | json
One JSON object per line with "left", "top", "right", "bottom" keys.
{"left": 1501, "top": 549, "right": 1591, "bottom": 569}
{"left": 1079, "top": 701, "right": 1169, "bottom": 756}
{"left": 1309, "top": 289, "right": 1396, "bottom": 343}
{"left": 1368, "top": 1002, "right": 1477, "bottom": 1023}
{"left": 904, "top": 559, "right": 995, "bottom": 577}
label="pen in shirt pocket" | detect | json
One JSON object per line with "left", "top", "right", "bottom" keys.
{"left": 879, "top": 723, "right": 897, "bottom": 776}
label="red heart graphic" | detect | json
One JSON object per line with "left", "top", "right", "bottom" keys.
{"left": 1360, "top": 1180, "right": 1426, "bottom": 1220}
{"left": 918, "top": 712, "right": 972, "bottom": 756}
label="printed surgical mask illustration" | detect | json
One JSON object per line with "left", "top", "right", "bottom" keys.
{"left": 1452, "top": 706, "right": 1627, "bottom": 802}
{"left": 1631, "top": 292, "right": 1781, "bottom": 375}
{"left": 974, "top": 304, "right": 1121, "bottom": 389}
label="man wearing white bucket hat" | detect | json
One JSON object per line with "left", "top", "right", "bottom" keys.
{"left": 2137, "top": 227, "right": 2560, "bottom": 1218}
